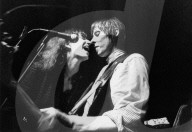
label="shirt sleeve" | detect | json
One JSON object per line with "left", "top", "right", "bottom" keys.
{"left": 103, "top": 53, "right": 150, "bottom": 132}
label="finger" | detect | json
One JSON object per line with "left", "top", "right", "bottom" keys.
{"left": 38, "top": 117, "right": 54, "bottom": 130}
{"left": 38, "top": 114, "right": 52, "bottom": 123}
{"left": 38, "top": 120, "right": 50, "bottom": 131}
{"left": 38, "top": 118, "right": 45, "bottom": 128}
{"left": 38, "top": 117, "right": 52, "bottom": 130}
{"left": 41, "top": 113, "right": 56, "bottom": 123}
{"left": 38, "top": 115, "right": 45, "bottom": 123}
{"left": 49, "top": 118, "right": 55, "bottom": 126}
{"left": 40, "top": 116, "right": 51, "bottom": 123}
{"left": 40, "top": 108, "right": 51, "bottom": 112}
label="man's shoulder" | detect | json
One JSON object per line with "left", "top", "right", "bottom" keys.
{"left": 124, "top": 53, "right": 146, "bottom": 62}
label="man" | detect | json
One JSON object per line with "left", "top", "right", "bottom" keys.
{"left": 40, "top": 17, "right": 150, "bottom": 132}
{"left": 15, "top": 29, "right": 90, "bottom": 131}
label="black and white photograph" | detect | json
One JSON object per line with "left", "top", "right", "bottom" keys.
{"left": 1, "top": 0, "right": 192, "bottom": 132}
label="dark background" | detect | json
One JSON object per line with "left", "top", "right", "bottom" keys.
{"left": 1, "top": 0, "right": 192, "bottom": 131}
{"left": 147, "top": 0, "right": 192, "bottom": 123}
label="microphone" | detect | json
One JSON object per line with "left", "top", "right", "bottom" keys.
{"left": 28, "top": 28, "right": 78, "bottom": 41}
{"left": 14, "top": 27, "right": 79, "bottom": 53}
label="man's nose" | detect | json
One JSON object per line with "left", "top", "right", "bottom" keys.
{"left": 85, "top": 40, "right": 91, "bottom": 43}
{"left": 90, "top": 41, "right": 96, "bottom": 47}
{"left": 90, "top": 36, "right": 97, "bottom": 43}
{"left": 89, "top": 40, "right": 95, "bottom": 46}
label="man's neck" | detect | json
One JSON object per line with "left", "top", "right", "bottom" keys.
{"left": 66, "top": 54, "right": 82, "bottom": 79}
{"left": 106, "top": 48, "right": 125, "bottom": 64}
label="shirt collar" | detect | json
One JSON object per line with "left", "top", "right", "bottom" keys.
{"left": 106, "top": 48, "right": 125, "bottom": 64}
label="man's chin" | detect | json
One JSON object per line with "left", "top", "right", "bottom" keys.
{"left": 97, "top": 52, "right": 107, "bottom": 58}
{"left": 78, "top": 56, "right": 89, "bottom": 61}
{"left": 83, "top": 56, "right": 89, "bottom": 61}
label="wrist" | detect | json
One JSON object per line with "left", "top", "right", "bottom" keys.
{"left": 55, "top": 109, "right": 62, "bottom": 119}
{"left": 56, "top": 110, "right": 73, "bottom": 128}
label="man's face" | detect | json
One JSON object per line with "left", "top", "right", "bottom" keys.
{"left": 69, "top": 36, "right": 90, "bottom": 61}
{"left": 91, "top": 27, "right": 113, "bottom": 57}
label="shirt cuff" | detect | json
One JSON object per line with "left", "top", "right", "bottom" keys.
{"left": 103, "top": 107, "right": 141, "bottom": 132}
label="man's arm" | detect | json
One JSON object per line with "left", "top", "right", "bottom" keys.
{"left": 40, "top": 107, "right": 118, "bottom": 132}
{"left": 58, "top": 113, "right": 118, "bottom": 132}
{"left": 102, "top": 54, "right": 149, "bottom": 131}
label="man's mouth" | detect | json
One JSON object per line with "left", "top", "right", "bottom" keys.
{"left": 82, "top": 43, "right": 89, "bottom": 52}
{"left": 95, "top": 46, "right": 99, "bottom": 49}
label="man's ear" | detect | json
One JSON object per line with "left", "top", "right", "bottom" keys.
{"left": 115, "top": 29, "right": 119, "bottom": 36}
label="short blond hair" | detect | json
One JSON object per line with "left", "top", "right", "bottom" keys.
{"left": 91, "top": 17, "right": 126, "bottom": 44}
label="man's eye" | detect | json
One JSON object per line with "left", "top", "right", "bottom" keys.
{"left": 94, "top": 31, "right": 100, "bottom": 37}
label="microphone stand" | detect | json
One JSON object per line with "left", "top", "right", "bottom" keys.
{"left": 17, "top": 35, "right": 48, "bottom": 83}
{"left": 1, "top": 26, "right": 69, "bottom": 109}
{"left": 16, "top": 27, "right": 78, "bottom": 83}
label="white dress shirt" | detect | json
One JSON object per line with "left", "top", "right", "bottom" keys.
{"left": 83, "top": 49, "right": 149, "bottom": 132}
{"left": 68, "top": 49, "right": 150, "bottom": 132}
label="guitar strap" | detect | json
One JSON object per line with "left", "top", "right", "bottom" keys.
{"left": 69, "top": 54, "right": 128, "bottom": 115}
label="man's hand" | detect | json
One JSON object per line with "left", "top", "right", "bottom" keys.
{"left": 38, "top": 107, "right": 58, "bottom": 131}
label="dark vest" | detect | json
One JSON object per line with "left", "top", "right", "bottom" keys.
{"left": 87, "top": 80, "right": 109, "bottom": 116}
{"left": 54, "top": 65, "right": 72, "bottom": 113}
